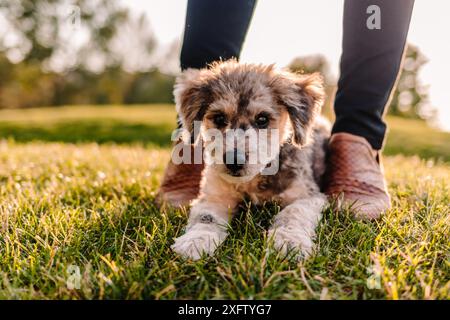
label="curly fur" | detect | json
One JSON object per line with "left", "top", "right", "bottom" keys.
{"left": 171, "top": 60, "right": 330, "bottom": 261}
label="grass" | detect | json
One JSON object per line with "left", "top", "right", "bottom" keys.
{"left": 0, "top": 105, "right": 448, "bottom": 300}
{"left": 385, "top": 116, "right": 450, "bottom": 162}
{"left": 1, "top": 105, "right": 449, "bottom": 161}
{"left": 0, "top": 105, "right": 177, "bottom": 147}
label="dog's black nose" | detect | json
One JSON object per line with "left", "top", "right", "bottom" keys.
{"left": 224, "top": 149, "right": 245, "bottom": 174}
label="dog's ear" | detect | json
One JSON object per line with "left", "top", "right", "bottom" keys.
{"left": 272, "top": 72, "right": 325, "bottom": 146}
{"left": 174, "top": 68, "right": 214, "bottom": 140}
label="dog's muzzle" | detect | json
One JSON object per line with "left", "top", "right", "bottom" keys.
{"left": 223, "top": 149, "right": 246, "bottom": 176}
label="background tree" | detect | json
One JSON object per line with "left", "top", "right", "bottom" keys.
{"left": 0, "top": 0, "right": 176, "bottom": 108}
{"left": 287, "top": 44, "right": 433, "bottom": 121}
{"left": 288, "top": 54, "right": 336, "bottom": 119}
{"left": 389, "top": 44, "right": 433, "bottom": 120}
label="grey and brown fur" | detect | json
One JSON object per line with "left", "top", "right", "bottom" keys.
{"left": 171, "top": 60, "right": 330, "bottom": 260}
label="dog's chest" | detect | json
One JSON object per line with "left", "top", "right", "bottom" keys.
{"left": 236, "top": 144, "right": 317, "bottom": 205}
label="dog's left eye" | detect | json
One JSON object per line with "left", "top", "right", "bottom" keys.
{"left": 255, "top": 114, "right": 269, "bottom": 128}
{"left": 213, "top": 113, "right": 228, "bottom": 128}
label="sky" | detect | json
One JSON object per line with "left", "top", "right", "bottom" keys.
{"left": 125, "top": 0, "right": 450, "bottom": 131}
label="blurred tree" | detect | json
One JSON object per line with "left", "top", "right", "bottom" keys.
{"left": 124, "top": 70, "right": 175, "bottom": 104}
{"left": 288, "top": 54, "right": 336, "bottom": 119}
{"left": 0, "top": 0, "right": 176, "bottom": 108}
{"left": 389, "top": 44, "right": 433, "bottom": 120}
{"left": 288, "top": 45, "right": 433, "bottom": 121}
{"left": 0, "top": 0, "right": 130, "bottom": 69}
{"left": 288, "top": 54, "right": 334, "bottom": 84}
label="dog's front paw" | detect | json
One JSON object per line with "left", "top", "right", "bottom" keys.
{"left": 171, "top": 224, "right": 227, "bottom": 260}
{"left": 268, "top": 226, "right": 314, "bottom": 261}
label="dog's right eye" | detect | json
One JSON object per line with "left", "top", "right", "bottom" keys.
{"left": 213, "top": 113, "right": 228, "bottom": 128}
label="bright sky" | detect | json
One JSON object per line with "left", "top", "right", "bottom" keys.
{"left": 125, "top": 0, "right": 450, "bottom": 131}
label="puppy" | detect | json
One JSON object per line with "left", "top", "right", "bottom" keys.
{"left": 171, "top": 60, "right": 330, "bottom": 260}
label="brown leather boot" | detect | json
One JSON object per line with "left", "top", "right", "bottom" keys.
{"left": 324, "top": 132, "right": 391, "bottom": 220}
{"left": 156, "top": 144, "right": 204, "bottom": 208}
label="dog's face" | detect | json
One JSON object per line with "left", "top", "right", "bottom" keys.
{"left": 175, "top": 60, "right": 324, "bottom": 182}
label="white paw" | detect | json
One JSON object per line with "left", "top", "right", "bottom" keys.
{"left": 171, "top": 224, "right": 227, "bottom": 260}
{"left": 268, "top": 226, "right": 314, "bottom": 260}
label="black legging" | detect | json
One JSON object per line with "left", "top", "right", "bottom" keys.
{"left": 180, "top": 0, "right": 415, "bottom": 150}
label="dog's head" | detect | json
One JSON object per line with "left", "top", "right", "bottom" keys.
{"left": 175, "top": 60, "right": 324, "bottom": 182}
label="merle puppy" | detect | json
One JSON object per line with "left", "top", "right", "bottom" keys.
{"left": 171, "top": 60, "right": 330, "bottom": 260}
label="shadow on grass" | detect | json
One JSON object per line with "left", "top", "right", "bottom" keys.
{"left": 0, "top": 120, "right": 176, "bottom": 147}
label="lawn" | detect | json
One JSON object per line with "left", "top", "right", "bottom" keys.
{"left": 0, "top": 105, "right": 448, "bottom": 299}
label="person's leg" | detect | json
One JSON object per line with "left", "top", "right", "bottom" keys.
{"left": 326, "top": 0, "right": 415, "bottom": 219}
{"left": 333, "top": 0, "right": 415, "bottom": 150}
{"left": 180, "top": 0, "right": 257, "bottom": 70}
{"left": 157, "top": 0, "right": 257, "bottom": 207}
